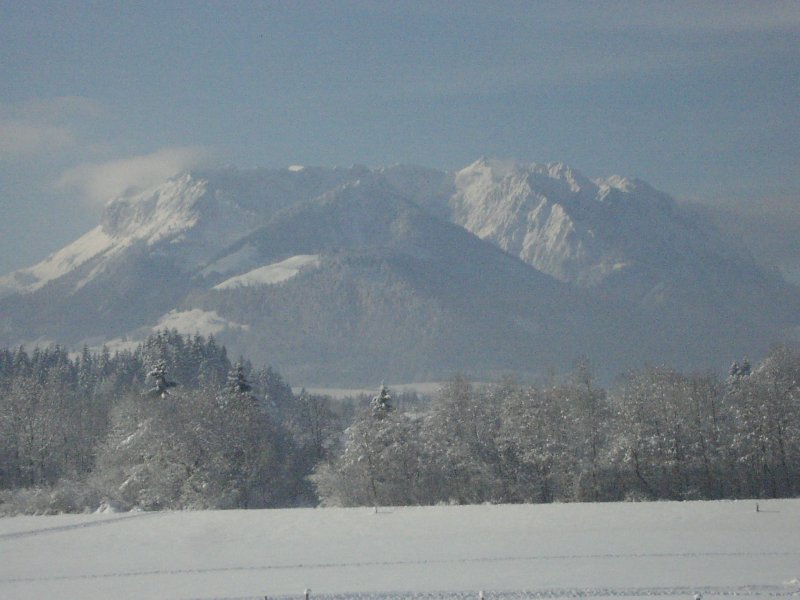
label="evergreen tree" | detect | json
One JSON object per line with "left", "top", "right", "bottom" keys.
{"left": 226, "top": 362, "right": 252, "bottom": 395}
{"left": 312, "top": 383, "right": 425, "bottom": 507}
{"left": 145, "top": 361, "right": 177, "bottom": 398}
{"left": 371, "top": 383, "right": 392, "bottom": 416}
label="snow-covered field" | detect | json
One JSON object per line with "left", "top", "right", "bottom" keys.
{"left": 1, "top": 500, "right": 798, "bottom": 600}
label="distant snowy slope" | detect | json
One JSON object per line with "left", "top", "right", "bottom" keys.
{"left": 155, "top": 308, "right": 249, "bottom": 334}
{"left": 214, "top": 254, "right": 320, "bottom": 289}
{"left": 0, "top": 166, "right": 362, "bottom": 298}
{"left": 194, "top": 175, "right": 597, "bottom": 383}
{"left": 0, "top": 173, "right": 254, "bottom": 298}
{"left": 99, "top": 172, "right": 258, "bottom": 270}
{"left": 1, "top": 500, "right": 798, "bottom": 600}
{"left": 0, "top": 226, "right": 115, "bottom": 297}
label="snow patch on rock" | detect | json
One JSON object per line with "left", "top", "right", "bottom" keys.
{"left": 213, "top": 254, "right": 321, "bottom": 290}
{"left": 155, "top": 309, "right": 249, "bottom": 335}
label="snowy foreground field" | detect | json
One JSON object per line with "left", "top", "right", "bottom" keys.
{"left": 2, "top": 500, "right": 799, "bottom": 600}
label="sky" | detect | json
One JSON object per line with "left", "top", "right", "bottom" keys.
{"left": 1, "top": 1, "right": 799, "bottom": 280}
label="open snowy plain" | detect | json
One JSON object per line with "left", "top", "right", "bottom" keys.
{"left": 2, "top": 500, "right": 799, "bottom": 600}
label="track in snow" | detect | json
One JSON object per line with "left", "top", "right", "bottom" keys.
{"left": 0, "top": 511, "right": 160, "bottom": 541}
{"left": 3, "top": 550, "right": 800, "bottom": 584}
{"left": 183, "top": 585, "right": 800, "bottom": 600}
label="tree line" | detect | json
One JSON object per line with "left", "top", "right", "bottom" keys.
{"left": 313, "top": 349, "right": 800, "bottom": 507}
{"left": 0, "top": 331, "right": 344, "bottom": 514}
{"left": 1, "top": 334, "right": 798, "bottom": 514}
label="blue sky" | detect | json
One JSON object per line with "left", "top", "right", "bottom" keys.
{"left": 1, "top": 1, "right": 799, "bottom": 277}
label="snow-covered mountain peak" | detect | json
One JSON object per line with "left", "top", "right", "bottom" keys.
{"left": 0, "top": 160, "right": 715, "bottom": 299}
{"left": 101, "top": 173, "right": 208, "bottom": 242}
{"left": 542, "top": 162, "right": 591, "bottom": 193}
{"left": 456, "top": 158, "right": 593, "bottom": 199}
{"left": 0, "top": 171, "right": 260, "bottom": 298}
{"left": 597, "top": 174, "right": 635, "bottom": 195}
{"left": 594, "top": 175, "right": 669, "bottom": 204}
{"left": 97, "top": 170, "right": 270, "bottom": 273}
{"left": 448, "top": 158, "right": 715, "bottom": 286}
{"left": 318, "top": 171, "right": 407, "bottom": 206}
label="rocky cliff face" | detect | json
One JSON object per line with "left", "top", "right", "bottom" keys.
{"left": 444, "top": 158, "right": 737, "bottom": 288}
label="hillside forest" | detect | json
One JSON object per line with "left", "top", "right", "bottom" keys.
{"left": 0, "top": 330, "right": 798, "bottom": 514}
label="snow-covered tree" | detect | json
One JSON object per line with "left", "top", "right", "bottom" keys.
{"left": 312, "top": 384, "right": 426, "bottom": 507}
{"left": 371, "top": 383, "right": 392, "bottom": 414}
{"left": 728, "top": 345, "right": 800, "bottom": 498}
{"left": 560, "top": 359, "right": 612, "bottom": 501}
{"left": 226, "top": 361, "right": 252, "bottom": 396}
{"left": 289, "top": 390, "right": 342, "bottom": 462}
{"left": 419, "top": 376, "right": 505, "bottom": 504}
{"left": 145, "top": 360, "right": 177, "bottom": 398}
{"left": 610, "top": 367, "right": 684, "bottom": 499}
{"left": 608, "top": 366, "right": 734, "bottom": 500}
{"left": 497, "top": 382, "right": 574, "bottom": 503}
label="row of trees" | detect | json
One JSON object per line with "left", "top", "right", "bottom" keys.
{"left": 2, "top": 334, "right": 798, "bottom": 513}
{"left": 0, "top": 332, "right": 342, "bottom": 513}
{"left": 0, "top": 333, "right": 234, "bottom": 491}
{"left": 313, "top": 347, "right": 800, "bottom": 506}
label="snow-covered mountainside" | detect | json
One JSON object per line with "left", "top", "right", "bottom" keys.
{"left": 0, "top": 166, "right": 359, "bottom": 299}
{"left": 0, "top": 174, "right": 253, "bottom": 298}
{"left": 445, "top": 158, "right": 732, "bottom": 287}
{"left": 1, "top": 160, "right": 797, "bottom": 384}
{"left": 0, "top": 226, "right": 116, "bottom": 298}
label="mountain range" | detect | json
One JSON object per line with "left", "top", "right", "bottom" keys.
{"left": 1, "top": 159, "right": 797, "bottom": 385}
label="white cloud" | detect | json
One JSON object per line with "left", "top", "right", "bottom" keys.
{"left": 56, "top": 146, "right": 213, "bottom": 205}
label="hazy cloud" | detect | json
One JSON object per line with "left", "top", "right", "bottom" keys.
{"left": 693, "top": 195, "right": 800, "bottom": 284}
{"left": 56, "top": 146, "right": 214, "bottom": 205}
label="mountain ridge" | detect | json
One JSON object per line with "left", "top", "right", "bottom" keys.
{"left": 1, "top": 159, "right": 797, "bottom": 385}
